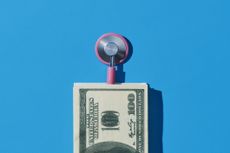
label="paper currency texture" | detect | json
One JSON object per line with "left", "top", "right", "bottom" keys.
{"left": 73, "top": 83, "right": 148, "bottom": 153}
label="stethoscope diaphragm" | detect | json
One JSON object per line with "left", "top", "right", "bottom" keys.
{"left": 95, "top": 33, "right": 129, "bottom": 65}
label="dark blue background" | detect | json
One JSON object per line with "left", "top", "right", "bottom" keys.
{"left": 0, "top": 0, "right": 230, "bottom": 153}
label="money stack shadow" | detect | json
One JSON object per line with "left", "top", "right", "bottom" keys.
{"left": 149, "top": 87, "right": 164, "bottom": 153}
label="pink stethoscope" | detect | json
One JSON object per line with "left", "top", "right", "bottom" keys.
{"left": 95, "top": 33, "right": 129, "bottom": 84}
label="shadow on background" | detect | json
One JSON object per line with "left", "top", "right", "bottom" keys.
{"left": 115, "top": 37, "right": 133, "bottom": 83}
{"left": 116, "top": 65, "right": 125, "bottom": 83}
{"left": 149, "top": 87, "right": 164, "bottom": 153}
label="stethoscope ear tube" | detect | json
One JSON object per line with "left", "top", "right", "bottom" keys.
{"left": 107, "top": 67, "right": 115, "bottom": 84}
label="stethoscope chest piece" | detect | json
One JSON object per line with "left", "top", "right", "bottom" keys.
{"left": 95, "top": 33, "right": 129, "bottom": 66}
{"left": 95, "top": 33, "right": 129, "bottom": 84}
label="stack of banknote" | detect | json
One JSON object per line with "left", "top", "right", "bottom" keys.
{"left": 73, "top": 83, "right": 148, "bottom": 153}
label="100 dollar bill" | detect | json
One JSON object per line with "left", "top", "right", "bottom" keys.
{"left": 73, "top": 83, "right": 148, "bottom": 153}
